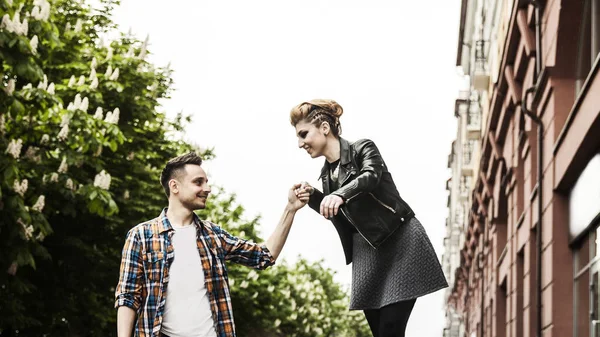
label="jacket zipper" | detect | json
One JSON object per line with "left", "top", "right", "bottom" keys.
{"left": 369, "top": 193, "right": 396, "bottom": 214}
{"left": 340, "top": 207, "right": 376, "bottom": 249}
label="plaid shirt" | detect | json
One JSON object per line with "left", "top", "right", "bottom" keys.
{"left": 115, "top": 209, "right": 275, "bottom": 337}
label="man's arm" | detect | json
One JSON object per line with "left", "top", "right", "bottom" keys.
{"left": 117, "top": 307, "right": 136, "bottom": 337}
{"left": 115, "top": 229, "right": 144, "bottom": 337}
{"left": 265, "top": 204, "right": 297, "bottom": 260}
{"left": 218, "top": 184, "right": 309, "bottom": 267}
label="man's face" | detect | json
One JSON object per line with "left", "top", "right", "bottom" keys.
{"left": 171, "top": 164, "right": 211, "bottom": 210}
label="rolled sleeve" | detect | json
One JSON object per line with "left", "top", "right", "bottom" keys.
{"left": 114, "top": 229, "right": 144, "bottom": 311}
{"left": 217, "top": 226, "right": 275, "bottom": 269}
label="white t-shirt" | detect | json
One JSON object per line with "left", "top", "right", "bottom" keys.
{"left": 161, "top": 224, "right": 217, "bottom": 337}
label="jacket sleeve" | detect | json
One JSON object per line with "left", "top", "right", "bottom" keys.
{"left": 331, "top": 139, "right": 385, "bottom": 202}
{"left": 308, "top": 188, "right": 324, "bottom": 213}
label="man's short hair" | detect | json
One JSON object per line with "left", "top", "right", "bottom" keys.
{"left": 160, "top": 152, "right": 203, "bottom": 197}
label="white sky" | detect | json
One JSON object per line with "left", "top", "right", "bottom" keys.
{"left": 113, "top": 1, "right": 461, "bottom": 336}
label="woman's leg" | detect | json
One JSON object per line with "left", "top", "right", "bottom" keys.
{"left": 363, "top": 299, "right": 417, "bottom": 337}
{"left": 363, "top": 308, "right": 380, "bottom": 336}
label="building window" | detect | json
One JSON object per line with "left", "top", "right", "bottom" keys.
{"left": 572, "top": 154, "right": 600, "bottom": 336}
{"left": 574, "top": 226, "right": 600, "bottom": 337}
{"left": 576, "top": 0, "right": 600, "bottom": 93}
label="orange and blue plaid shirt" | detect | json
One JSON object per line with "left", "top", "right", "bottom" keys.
{"left": 114, "top": 208, "right": 275, "bottom": 337}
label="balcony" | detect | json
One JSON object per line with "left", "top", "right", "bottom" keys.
{"left": 461, "top": 140, "right": 475, "bottom": 175}
{"left": 466, "top": 106, "right": 481, "bottom": 140}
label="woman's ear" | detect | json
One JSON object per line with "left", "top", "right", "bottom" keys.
{"left": 321, "top": 121, "right": 331, "bottom": 136}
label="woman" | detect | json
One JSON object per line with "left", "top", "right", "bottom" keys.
{"left": 290, "top": 99, "right": 448, "bottom": 337}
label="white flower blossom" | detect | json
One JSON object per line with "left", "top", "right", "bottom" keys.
{"left": 93, "top": 107, "right": 103, "bottom": 119}
{"left": 239, "top": 281, "right": 249, "bottom": 289}
{"left": 24, "top": 146, "right": 40, "bottom": 162}
{"left": 105, "top": 107, "right": 119, "bottom": 124}
{"left": 109, "top": 68, "right": 119, "bottom": 81}
{"left": 5, "top": 79, "right": 15, "bottom": 96}
{"left": 68, "top": 75, "right": 76, "bottom": 87}
{"left": 274, "top": 319, "right": 281, "bottom": 328}
{"left": 123, "top": 190, "right": 130, "bottom": 199}
{"left": 65, "top": 22, "right": 71, "bottom": 31}
{"left": 47, "top": 82, "right": 55, "bottom": 94}
{"left": 13, "top": 179, "right": 28, "bottom": 197}
{"left": 0, "top": 115, "right": 5, "bottom": 134}
{"left": 93, "top": 170, "right": 111, "bottom": 190}
{"left": 80, "top": 97, "right": 89, "bottom": 112}
{"left": 1, "top": 14, "right": 11, "bottom": 31}
{"left": 32, "top": 195, "right": 45, "bottom": 212}
{"left": 125, "top": 45, "right": 135, "bottom": 58}
{"left": 127, "top": 152, "right": 135, "bottom": 161}
{"left": 104, "top": 65, "right": 113, "bottom": 78}
{"left": 90, "top": 76, "right": 98, "bottom": 89}
{"left": 239, "top": 231, "right": 246, "bottom": 238}
{"left": 267, "top": 285, "right": 275, "bottom": 292}
{"left": 73, "top": 94, "right": 82, "bottom": 108}
{"left": 6, "top": 138, "right": 23, "bottom": 158}
{"left": 50, "top": 172, "right": 59, "bottom": 182}
{"left": 77, "top": 75, "right": 85, "bottom": 86}
{"left": 65, "top": 178, "right": 74, "bottom": 191}
{"left": 31, "top": 0, "right": 50, "bottom": 21}
{"left": 74, "top": 19, "right": 82, "bottom": 33}
{"left": 58, "top": 157, "right": 68, "bottom": 173}
{"left": 24, "top": 225, "right": 34, "bottom": 241}
{"left": 248, "top": 270, "right": 259, "bottom": 281}
{"left": 23, "top": 83, "right": 33, "bottom": 90}
{"left": 37, "top": 75, "right": 48, "bottom": 90}
{"left": 105, "top": 47, "right": 113, "bottom": 61}
{"left": 30, "top": 35, "right": 39, "bottom": 54}
{"left": 138, "top": 35, "right": 149, "bottom": 60}
{"left": 89, "top": 68, "right": 96, "bottom": 80}
{"left": 40, "top": 134, "right": 49, "bottom": 144}
{"left": 66, "top": 102, "right": 75, "bottom": 111}
{"left": 57, "top": 124, "right": 69, "bottom": 140}
{"left": 91, "top": 57, "right": 97, "bottom": 70}
{"left": 60, "top": 113, "right": 70, "bottom": 127}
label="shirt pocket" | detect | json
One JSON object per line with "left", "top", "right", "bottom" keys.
{"left": 142, "top": 251, "right": 164, "bottom": 282}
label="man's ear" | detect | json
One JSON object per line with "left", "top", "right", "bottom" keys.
{"left": 169, "top": 179, "right": 179, "bottom": 194}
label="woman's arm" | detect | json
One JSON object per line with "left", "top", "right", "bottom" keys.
{"left": 331, "top": 139, "right": 385, "bottom": 202}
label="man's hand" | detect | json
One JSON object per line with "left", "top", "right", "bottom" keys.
{"left": 288, "top": 183, "right": 310, "bottom": 211}
{"left": 320, "top": 194, "right": 344, "bottom": 218}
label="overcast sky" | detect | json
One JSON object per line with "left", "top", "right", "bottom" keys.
{"left": 112, "top": 1, "right": 462, "bottom": 336}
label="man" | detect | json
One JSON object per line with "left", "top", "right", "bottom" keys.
{"left": 115, "top": 152, "right": 309, "bottom": 337}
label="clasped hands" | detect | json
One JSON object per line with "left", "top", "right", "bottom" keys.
{"left": 293, "top": 182, "right": 344, "bottom": 218}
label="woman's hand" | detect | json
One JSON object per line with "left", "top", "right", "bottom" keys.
{"left": 320, "top": 194, "right": 344, "bottom": 218}
{"left": 288, "top": 183, "right": 310, "bottom": 211}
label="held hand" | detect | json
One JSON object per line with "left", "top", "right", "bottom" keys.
{"left": 296, "top": 181, "right": 314, "bottom": 195}
{"left": 320, "top": 194, "right": 344, "bottom": 219}
{"left": 288, "top": 183, "right": 310, "bottom": 211}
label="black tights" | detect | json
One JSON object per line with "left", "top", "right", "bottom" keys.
{"left": 363, "top": 299, "right": 416, "bottom": 337}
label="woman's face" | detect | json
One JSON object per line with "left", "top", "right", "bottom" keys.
{"left": 295, "top": 120, "right": 328, "bottom": 158}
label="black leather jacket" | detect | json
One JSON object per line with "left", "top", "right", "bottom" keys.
{"left": 308, "top": 137, "right": 415, "bottom": 264}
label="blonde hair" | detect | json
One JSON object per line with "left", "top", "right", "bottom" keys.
{"left": 289, "top": 99, "right": 344, "bottom": 137}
